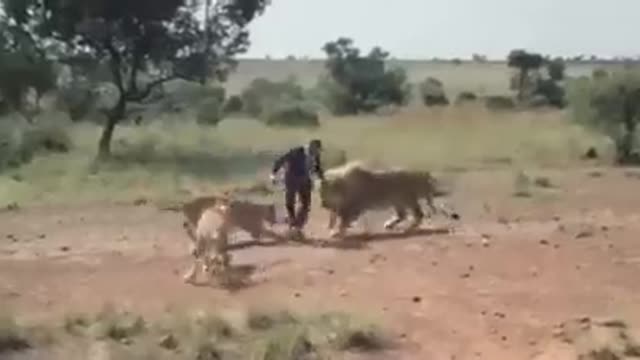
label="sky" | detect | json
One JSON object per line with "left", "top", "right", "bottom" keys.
{"left": 241, "top": 0, "right": 640, "bottom": 60}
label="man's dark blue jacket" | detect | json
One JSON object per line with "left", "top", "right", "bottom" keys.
{"left": 272, "top": 146, "right": 324, "bottom": 182}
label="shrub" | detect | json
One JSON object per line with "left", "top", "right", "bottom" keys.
{"left": 419, "top": 77, "right": 449, "bottom": 106}
{"left": 223, "top": 95, "right": 244, "bottom": 114}
{"left": 321, "top": 38, "right": 411, "bottom": 115}
{"left": 546, "top": 57, "right": 566, "bottom": 81}
{"left": 569, "top": 70, "right": 640, "bottom": 163}
{"left": 484, "top": 95, "right": 516, "bottom": 111}
{"left": 533, "top": 78, "right": 566, "bottom": 108}
{"left": 592, "top": 68, "right": 609, "bottom": 80}
{"left": 196, "top": 98, "right": 224, "bottom": 126}
{"left": 0, "top": 121, "right": 72, "bottom": 171}
{"left": 455, "top": 91, "right": 478, "bottom": 105}
{"left": 241, "top": 77, "right": 305, "bottom": 118}
{"left": 262, "top": 101, "right": 319, "bottom": 128}
{"left": 55, "top": 82, "right": 95, "bottom": 121}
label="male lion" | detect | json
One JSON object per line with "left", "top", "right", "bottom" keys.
{"left": 319, "top": 161, "right": 459, "bottom": 238}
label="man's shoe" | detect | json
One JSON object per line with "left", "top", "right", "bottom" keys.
{"left": 287, "top": 227, "right": 305, "bottom": 241}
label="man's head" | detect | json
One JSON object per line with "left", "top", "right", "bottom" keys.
{"left": 308, "top": 139, "right": 322, "bottom": 155}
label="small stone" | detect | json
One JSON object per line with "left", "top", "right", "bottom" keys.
{"left": 326, "top": 269, "right": 335, "bottom": 275}
{"left": 575, "top": 231, "right": 593, "bottom": 239}
{"left": 481, "top": 237, "right": 491, "bottom": 247}
{"left": 412, "top": 296, "right": 422, "bottom": 303}
{"left": 494, "top": 312, "right": 506, "bottom": 319}
{"left": 38, "top": 234, "right": 46, "bottom": 239}
{"left": 59, "top": 246, "right": 70, "bottom": 252}
{"left": 432, "top": 261, "right": 439, "bottom": 267}
{"left": 501, "top": 335, "right": 507, "bottom": 341}
{"left": 460, "top": 273, "right": 470, "bottom": 279}
{"left": 339, "top": 290, "right": 348, "bottom": 297}
{"left": 553, "top": 244, "right": 560, "bottom": 249}
{"left": 159, "top": 333, "right": 179, "bottom": 350}
{"left": 293, "top": 292, "right": 301, "bottom": 298}
{"left": 539, "top": 239, "right": 549, "bottom": 246}
{"left": 551, "top": 327, "right": 565, "bottom": 338}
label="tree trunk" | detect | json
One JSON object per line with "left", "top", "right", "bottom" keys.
{"left": 517, "top": 68, "right": 527, "bottom": 101}
{"left": 97, "top": 95, "right": 126, "bottom": 160}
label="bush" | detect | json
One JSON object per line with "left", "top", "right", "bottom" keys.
{"left": 533, "top": 78, "right": 566, "bottom": 108}
{"left": 419, "top": 77, "right": 449, "bottom": 106}
{"left": 321, "top": 38, "right": 411, "bottom": 115}
{"left": 56, "top": 82, "right": 95, "bottom": 121}
{"left": 223, "top": 95, "right": 244, "bottom": 114}
{"left": 569, "top": 70, "right": 640, "bottom": 163}
{"left": 262, "top": 101, "right": 319, "bottom": 128}
{"left": 196, "top": 97, "right": 224, "bottom": 126}
{"left": 592, "top": 68, "right": 609, "bottom": 80}
{"left": 455, "top": 91, "right": 478, "bottom": 105}
{"left": 0, "top": 121, "right": 72, "bottom": 171}
{"left": 241, "top": 77, "right": 304, "bottom": 118}
{"left": 484, "top": 95, "right": 516, "bottom": 111}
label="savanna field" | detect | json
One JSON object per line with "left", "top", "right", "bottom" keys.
{"left": 3, "top": 58, "right": 640, "bottom": 360}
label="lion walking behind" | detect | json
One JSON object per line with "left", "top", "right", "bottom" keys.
{"left": 320, "top": 161, "right": 460, "bottom": 238}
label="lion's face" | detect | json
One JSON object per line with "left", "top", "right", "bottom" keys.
{"left": 319, "top": 181, "right": 343, "bottom": 210}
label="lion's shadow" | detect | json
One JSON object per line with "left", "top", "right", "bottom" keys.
{"left": 226, "top": 226, "right": 452, "bottom": 251}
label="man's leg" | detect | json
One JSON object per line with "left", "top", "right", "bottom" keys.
{"left": 295, "top": 179, "right": 312, "bottom": 230}
{"left": 284, "top": 179, "right": 297, "bottom": 228}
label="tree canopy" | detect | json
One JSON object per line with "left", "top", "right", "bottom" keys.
{"left": 0, "top": 0, "right": 270, "bottom": 157}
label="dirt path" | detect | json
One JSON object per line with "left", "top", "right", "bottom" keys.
{"left": 2, "top": 168, "right": 640, "bottom": 359}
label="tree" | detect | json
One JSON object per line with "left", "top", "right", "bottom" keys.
{"left": 1, "top": 0, "right": 269, "bottom": 158}
{"left": 546, "top": 57, "right": 566, "bottom": 81}
{"left": 321, "top": 37, "right": 410, "bottom": 115}
{"left": 0, "top": 21, "right": 57, "bottom": 122}
{"left": 508, "top": 49, "right": 544, "bottom": 101}
{"left": 570, "top": 70, "right": 640, "bottom": 164}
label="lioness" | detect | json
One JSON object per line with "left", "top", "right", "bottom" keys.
{"left": 183, "top": 205, "right": 230, "bottom": 283}
{"left": 182, "top": 196, "right": 279, "bottom": 283}
{"left": 320, "top": 161, "right": 459, "bottom": 238}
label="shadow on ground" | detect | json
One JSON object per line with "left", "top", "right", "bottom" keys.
{"left": 227, "top": 227, "right": 453, "bottom": 252}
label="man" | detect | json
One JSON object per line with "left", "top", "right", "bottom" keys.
{"left": 270, "top": 139, "right": 325, "bottom": 237}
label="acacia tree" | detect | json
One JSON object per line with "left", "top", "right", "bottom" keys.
{"left": 321, "top": 37, "right": 410, "bottom": 115}
{"left": 1, "top": 0, "right": 269, "bottom": 158}
{"left": 508, "top": 49, "right": 544, "bottom": 100}
{"left": 0, "top": 21, "right": 57, "bottom": 121}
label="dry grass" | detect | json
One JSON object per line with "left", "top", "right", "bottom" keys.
{"left": 0, "top": 305, "right": 390, "bottom": 360}
{"left": 0, "top": 104, "right": 610, "bottom": 207}
{"left": 225, "top": 59, "right": 612, "bottom": 97}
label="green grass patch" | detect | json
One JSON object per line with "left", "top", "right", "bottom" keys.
{"left": 0, "top": 106, "right": 609, "bottom": 206}
{"left": 0, "top": 305, "right": 391, "bottom": 359}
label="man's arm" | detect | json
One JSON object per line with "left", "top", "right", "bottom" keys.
{"left": 272, "top": 148, "right": 292, "bottom": 175}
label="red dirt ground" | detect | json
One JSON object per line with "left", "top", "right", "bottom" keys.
{"left": 2, "top": 167, "right": 640, "bottom": 359}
